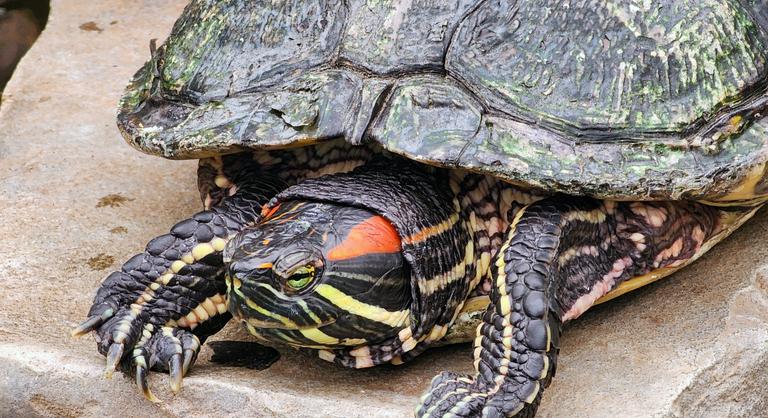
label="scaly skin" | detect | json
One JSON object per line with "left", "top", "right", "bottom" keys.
{"left": 73, "top": 173, "right": 283, "bottom": 399}
{"left": 76, "top": 149, "right": 758, "bottom": 416}
{"left": 417, "top": 197, "right": 741, "bottom": 417}
{"left": 74, "top": 142, "right": 373, "bottom": 399}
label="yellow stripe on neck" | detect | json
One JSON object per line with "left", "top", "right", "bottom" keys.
{"left": 231, "top": 286, "right": 299, "bottom": 328}
{"left": 299, "top": 328, "right": 339, "bottom": 345}
{"left": 314, "top": 284, "right": 410, "bottom": 328}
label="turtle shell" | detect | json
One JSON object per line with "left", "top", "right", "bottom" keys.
{"left": 118, "top": 0, "right": 768, "bottom": 201}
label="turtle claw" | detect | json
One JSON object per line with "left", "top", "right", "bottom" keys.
{"left": 178, "top": 331, "right": 201, "bottom": 377}
{"left": 125, "top": 326, "right": 202, "bottom": 399}
{"left": 182, "top": 349, "right": 195, "bottom": 377}
{"left": 169, "top": 354, "right": 183, "bottom": 393}
{"left": 71, "top": 308, "right": 114, "bottom": 337}
{"left": 134, "top": 354, "right": 161, "bottom": 403}
{"left": 105, "top": 342, "right": 124, "bottom": 378}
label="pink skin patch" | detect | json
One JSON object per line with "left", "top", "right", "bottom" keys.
{"left": 654, "top": 238, "right": 684, "bottom": 268}
{"left": 562, "top": 257, "right": 633, "bottom": 321}
{"left": 654, "top": 226, "right": 707, "bottom": 268}
{"left": 558, "top": 245, "right": 599, "bottom": 265}
{"left": 691, "top": 226, "right": 705, "bottom": 249}
{"left": 629, "top": 232, "right": 646, "bottom": 251}
{"left": 563, "top": 221, "right": 711, "bottom": 321}
{"left": 630, "top": 203, "right": 668, "bottom": 227}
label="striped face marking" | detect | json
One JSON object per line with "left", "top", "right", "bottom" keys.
{"left": 225, "top": 200, "right": 412, "bottom": 350}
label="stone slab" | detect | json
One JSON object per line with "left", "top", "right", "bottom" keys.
{"left": 0, "top": 1, "right": 766, "bottom": 417}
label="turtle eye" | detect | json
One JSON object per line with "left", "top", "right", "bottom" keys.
{"left": 285, "top": 265, "right": 316, "bottom": 291}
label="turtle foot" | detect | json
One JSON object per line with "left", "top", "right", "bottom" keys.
{"left": 131, "top": 327, "right": 202, "bottom": 401}
{"left": 416, "top": 372, "right": 540, "bottom": 418}
{"left": 81, "top": 301, "right": 203, "bottom": 401}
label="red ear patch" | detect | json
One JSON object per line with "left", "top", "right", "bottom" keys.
{"left": 261, "top": 203, "right": 281, "bottom": 219}
{"left": 327, "top": 215, "right": 401, "bottom": 261}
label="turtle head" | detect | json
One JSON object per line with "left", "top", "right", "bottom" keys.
{"left": 224, "top": 200, "right": 412, "bottom": 348}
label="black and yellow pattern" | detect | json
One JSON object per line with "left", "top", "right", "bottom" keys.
{"left": 72, "top": 172, "right": 282, "bottom": 400}
{"left": 77, "top": 141, "right": 762, "bottom": 416}
{"left": 266, "top": 159, "right": 480, "bottom": 367}
{"left": 225, "top": 200, "right": 412, "bottom": 358}
{"left": 416, "top": 197, "right": 745, "bottom": 417}
{"left": 78, "top": 0, "right": 768, "bottom": 414}
{"left": 74, "top": 142, "right": 376, "bottom": 399}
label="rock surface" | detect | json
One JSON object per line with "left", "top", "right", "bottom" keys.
{"left": 0, "top": 1, "right": 766, "bottom": 417}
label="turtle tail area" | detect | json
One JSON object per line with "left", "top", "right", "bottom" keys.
{"left": 416, "top": 197, "right": 758, "bottom": 417}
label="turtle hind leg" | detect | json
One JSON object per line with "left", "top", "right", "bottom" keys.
{"left": 417, "top": 197, "right": 746, "bottom": 417}
{"left": 73, "top": 173, "right": 286, "bottom": 400}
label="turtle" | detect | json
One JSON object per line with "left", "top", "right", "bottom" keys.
{"left": 72, "top": 1, "right": 768, "bottom": 417}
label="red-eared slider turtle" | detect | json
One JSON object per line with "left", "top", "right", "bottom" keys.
{"left": 74, "top": 1, "right": 768, "bottom": 416}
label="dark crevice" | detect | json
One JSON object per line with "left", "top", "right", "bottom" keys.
{"left": 441, "top": 0, "right": 488, "bottom": 70}
{"left": 357, "top": 81, "right": 394, "bottom": 144}
{"left": 0, "top": 0, "right": 49, "bottom": 103}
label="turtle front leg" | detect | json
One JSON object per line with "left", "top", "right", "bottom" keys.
{"left": 73, "top": 170, "right": 285, "bottom": 401}
{"left": 417, "top": 197, "right": 744, "bottom": 417}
